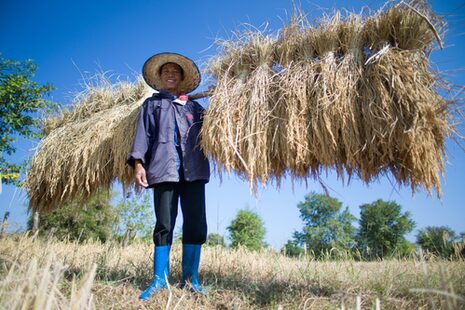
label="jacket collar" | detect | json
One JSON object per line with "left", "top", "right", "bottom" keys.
{"left": 152, "top": 89, "right": 174, "bottom": 99}
{"left": 152, "top": 90, "right": 187, "bottom": 105}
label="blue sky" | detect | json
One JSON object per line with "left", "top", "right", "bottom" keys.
{"left": 1, "top": 0, "right": 464, "bottom": 249}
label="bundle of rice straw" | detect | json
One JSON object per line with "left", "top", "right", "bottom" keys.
{"left": 24, "top": 76, "right": 151, "bottom": 212}
{"left": 201, "top": 0, "right": 455, "bottom": 196}
{"left": 203, "top": 31, "right": 282, "bottom": 185}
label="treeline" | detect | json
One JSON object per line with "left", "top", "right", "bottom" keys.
{"left": 281, "top": 193, "right": 465, "bottom": 260}
{"left": 207, "top": 193, "right": 465, "bottom": 261}
{"left": 18, "top": 190, "right": 465, "bottom": 261}
{"left": 209, "top": 192, "right": 465, "bottom": 260}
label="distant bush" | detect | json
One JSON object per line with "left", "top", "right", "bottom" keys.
{"left": 28, "top": 190, "right": 116, "bottom": 242}
{"left": 227, "top": 209, "right": 266, "bottom": 251}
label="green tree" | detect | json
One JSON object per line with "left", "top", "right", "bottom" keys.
{"left": 416, "top": 226, "right": 457, "bottom": 258}
{"left": 28, "top": 190, "right": 116, "bottom": 242}
{"left": 206, "top": 233, "right": 225, "bottom": 247}
{"left": 0, "top": 56, "right": 56, "bottom": 185}
{"left": 357, "top": 200, "right": 415, "bottom": 259}
{"left": 114, "top": 192, "right": 153, "bottom": 241}
{"left": 227, "top": 209, "right": 266, "bottom": 251}
{"left": 293, "top": 192, "right": 357, "bottom": 258}
{"left": 281, "top": 240, "right": 304, "bottom": 257}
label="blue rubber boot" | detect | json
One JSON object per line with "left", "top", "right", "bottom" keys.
{"left": 181, "top": 244, "right": 206, "bottom": 294}
{"left": 139, "top": 245, "right": 170, "bottom": 300}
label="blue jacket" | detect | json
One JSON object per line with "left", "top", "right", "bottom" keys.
{"left": 127, "top": 91, "right": 210, "bottom": 185}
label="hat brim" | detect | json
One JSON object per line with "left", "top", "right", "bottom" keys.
{"left": 142, "top": 53, "right": 201, "bottom": 94}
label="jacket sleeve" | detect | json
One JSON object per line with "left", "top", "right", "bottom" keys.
{"left": 127, "top": 99, "right": 152, "bottom": 168}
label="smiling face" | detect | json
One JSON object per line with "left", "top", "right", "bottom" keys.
{"left": 159, "top": 62, "right": 184, "bottom": 95}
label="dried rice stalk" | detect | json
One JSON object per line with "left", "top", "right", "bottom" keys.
{"left": 358, "top": 48, "right": 449, "bottom": 195}
{"left": 364, "top": 2, "right": 443, "bottom": 52}
{"left": 25, "top": 77, "right": 150, "bottom": 212}
{"left": 333, "top": 14, "right": 365, "bottom": 180}
{"left": 202, "top": 33, "right": 280, "bottom": 190}
{"left": 275, "top": 11, "right": 317, "bottom": 179}
{"left": 277, "top": 63, "right": 317, "bottom": 178}
{"left": 203, "top": 0, "right": 455, "bottom": 196}
{"left": 355, "top": 0, "right": 450, "bottom": 195}
{"left": 274, "top": 8, "right": 311, "bottom": 65}
{"left": 305, "top": 14, "right": 342, "bottom": 173}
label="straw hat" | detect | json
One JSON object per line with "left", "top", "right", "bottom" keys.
{"left": 142, "top": 52, "right": 201, "bottom": 94}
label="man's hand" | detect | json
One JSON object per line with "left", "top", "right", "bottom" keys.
{"left": 135, "top": 161, "right": 149, "bottom": 188}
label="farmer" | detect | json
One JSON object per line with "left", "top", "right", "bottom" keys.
{"left": 127, "top": 53, "right": 211, "bottom": 299}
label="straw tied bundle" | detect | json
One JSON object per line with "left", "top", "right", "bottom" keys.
{"left": 202, "top": 1, "right": 454, "bottom": 195}
{"left": 25, "top": 78, "right": 152, "bottom": 212}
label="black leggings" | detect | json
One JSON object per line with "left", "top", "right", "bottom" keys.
{"left": 152, "top": 181, "right": 207, "bottom": 245}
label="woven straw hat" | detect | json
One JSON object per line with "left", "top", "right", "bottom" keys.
{"left": 142, "top": 52, "right": 201, "bottom": 94}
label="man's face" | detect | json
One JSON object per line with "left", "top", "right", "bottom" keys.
{"left": 160, "top": 63, "right": 183, "bottom": 92}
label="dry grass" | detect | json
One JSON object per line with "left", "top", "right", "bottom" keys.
{"left": 24, "top": 76, "right": 151, "bottom": 212}
{"left": 1, "top": 234, "right": 464, "bottom": 309}
{"left": 201, "top": 0, "right": 457, "bottom": 196}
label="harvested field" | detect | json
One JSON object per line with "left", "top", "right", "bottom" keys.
{"left": 1, "top": 235, "right": 464, "bottom": 309}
